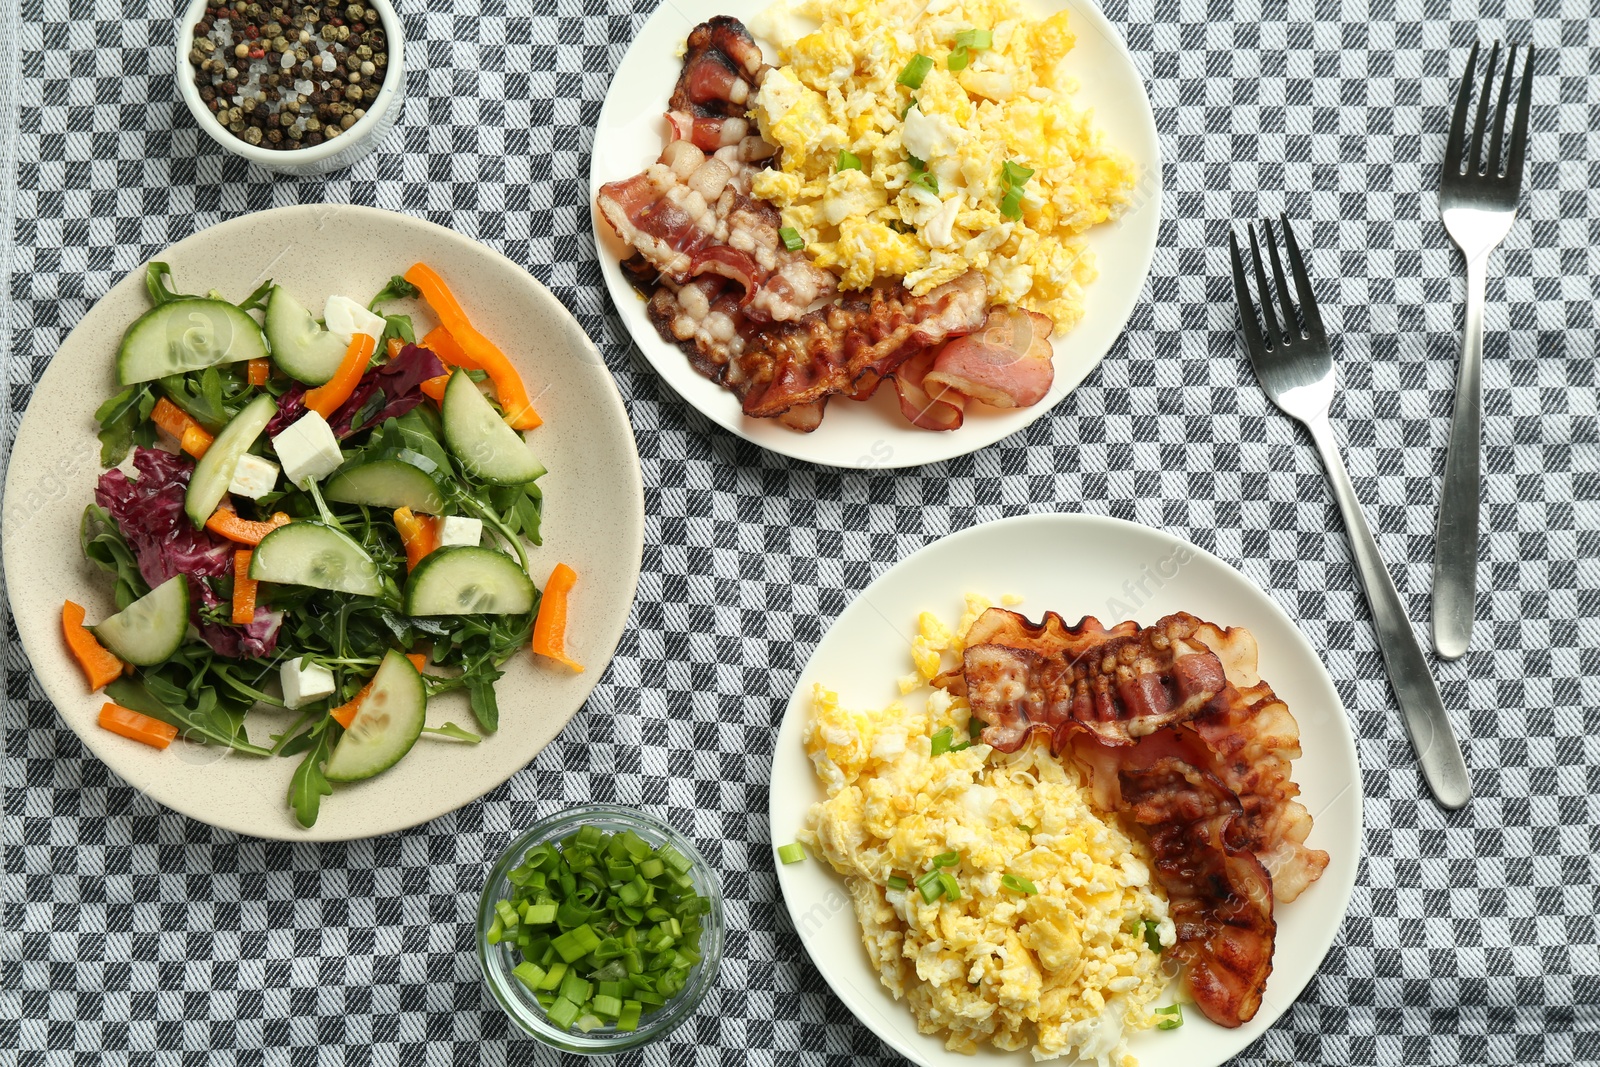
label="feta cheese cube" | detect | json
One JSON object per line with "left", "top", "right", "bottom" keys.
{"left": 437, "top": 515, "right": 483, "bottom": 549}
{"left": 321, "top": 294, "right": 389, "bottom": 347}
{"left": 228, "top": 453, "right": 280, "bottom": 500}
{"left": 270, "top": 412, "right": 343, "bottom": 488}
{"left": 280, "top": 657, "right": 336, "bottom": 709}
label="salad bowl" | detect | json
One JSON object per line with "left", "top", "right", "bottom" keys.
{"left": 1, "top": 204, "right": 645, "bottom": 840}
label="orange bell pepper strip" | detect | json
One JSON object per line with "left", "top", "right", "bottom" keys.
{"left": 330, "top": 653, "right": 429, "bottom": 728}
{"left": 393, "top": 507, "right": 438, "bottom": 571}
{"left": 151, "top": 397, "right": 214, "bottom": 457}
{"left": 99, "top": 702, "right": 178, "bottom": 750}
{"left": 205, "top": 500, "right": 291, "bottom": 546}
{"left": 247, "top": 358, "right": 270, "bottom": 386}
{"left": 62, "top": 601, "right": 126, "bottom": 691}
{"left": 406, "top": 264, "right": 541, "bottom": 429}
{"left": 420, "top": 325, "right": 482, "bottom": 371}
{"left": 304, "top": 334, "right": 377, "bottom": 418}
{"left": 531, "top": 563, "right": 582, "bottom": 672}
{"left": 419, "top": 374, "right": 450, "bottom": 403}
{"left": 232, "top": 551, "right": 258, "bottom": 625}
{"left": 386, "top": 337, "right": 405, "bottom": 361}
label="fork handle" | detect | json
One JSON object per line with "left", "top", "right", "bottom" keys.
{"left": 1431, "top": 255, "right": 1488, "bottom": 660}
{"left": 1307, "top": 418, "right": 1472, "bottom": 810}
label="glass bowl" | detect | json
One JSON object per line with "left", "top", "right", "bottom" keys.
{"left": 476, "top": 805, "right": 725, "bottom": 1053}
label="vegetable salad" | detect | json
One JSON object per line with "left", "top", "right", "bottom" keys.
{"left": 68, "top": 261, "right": 580, "bottom": 828}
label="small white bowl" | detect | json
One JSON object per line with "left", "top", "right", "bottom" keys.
{"left": 175, "top": 0, "right": 405, "bottom": 175}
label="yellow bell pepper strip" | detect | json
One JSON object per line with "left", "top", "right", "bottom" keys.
{"left": 99, "top": 702, "right": 178, "bottom": 749}
{"left": 420, "top": 325, "right": 482, "bottom": 371}
{"left": 61, "top": 601, "right": 126, "bottom": 691}
{"left": 330, "top": 653, "right": 428, "bottom": 729}
{"left": 304, "top": 333, "right": 377, "bottom": 418}
{"left": 393, "top": 507, "right": 438, "bottom": 571}
{"left": 205, "top": 500, "right": 291, "bottom": 545}
{"left": 231, "top": 551, "right": 258, "bottom": 625}
{"left": 531, "top": 563, "right": 582, "bottom": 671}
{"left": 151, "top": 397, "right": 215, "bottom": 457}
{"left": 247, "top": 358, "right": 270, "bottom": 386}
{"left": 405, "top": 263, "right": 541, "bottom": 429}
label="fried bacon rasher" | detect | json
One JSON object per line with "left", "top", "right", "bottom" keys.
{"left": 939, "top": 607, "right": 1329, "bottom": 1027}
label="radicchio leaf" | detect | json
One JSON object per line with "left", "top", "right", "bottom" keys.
{"left": 265, "top": 344, "right": 446, "bottom": 440}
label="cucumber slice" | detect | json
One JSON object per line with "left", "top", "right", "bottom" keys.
{"left": 117, "top": 298, "right": 269, "bottom": 385}
{"left": 263, "top": 286, "right": 349, "bottom": 386}
{"left": 183, "top": 393, "right": 280, "bottom": 527}
{"left": 440, "top": 370, "right": 547, "bottom": 485}
{"left": 323, "top": 649, "right": 426, "bottom": 782}
{"left": 249, "top": 521, "right": 386, "bottom": 597}
{"left": 325, "top": 459, "right": 446, "bottom": 514}
{"left": 92, "top": 575, "right": 190, "bottom": 666}
{"left": 403, "top": 546, "right": 535, "bottom": 616}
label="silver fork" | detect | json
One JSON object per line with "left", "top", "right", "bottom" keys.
{"left": 1432, "top": 41, "right": 1535, "bottom": 661}
{"left": 1230, "top": 216, "right": 1471, "bottom": 810}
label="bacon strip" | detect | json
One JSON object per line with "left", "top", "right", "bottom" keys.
{"left": 924, "top": 307, "right": 1055, "bottom": 409}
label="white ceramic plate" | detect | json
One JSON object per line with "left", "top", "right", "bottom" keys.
{"left": 1, "top": 204, "right": 645, "bottom": 840}
{"left": 590, "top": 0, "right": 1161, "bottom": 469}
{"left": 770, "top": 513, "right": 1361, "bottom": 1066}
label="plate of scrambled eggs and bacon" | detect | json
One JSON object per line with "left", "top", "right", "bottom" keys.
{"left": 590, "top": 0, "right": 1159, "bottom": 468}
{"left": 768, "top": 514, "right": 1360, "bottom": 1067}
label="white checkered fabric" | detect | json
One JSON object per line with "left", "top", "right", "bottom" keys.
{"left": 3, "top": 0, "right": 1599, "bottom": 1062}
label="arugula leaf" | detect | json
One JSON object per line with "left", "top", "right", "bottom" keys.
{"left": 80, "top": 505, "right": 149, "bottom": 610}
{"left": 105, "top": 674, "right": 270, "bottom": 755}
{"left": 93, "top": 384, "right": 156, "bottom": 467}
{"left": 379, "top": 409, "right": 454, "bottom": 478}
{"left": 377, "top": 314, "right": 416, "bottom": 350}
{"left": 422, "top": 722, "right": 482, "bottom": 744}
{"left": 236, "top": 278, "right": 274, "bottom": 314}
{"left": 145, "top": 262, "right": 194, "bottom": 306}
{"left": 467, "top": 672, "right": 501, "bottom": 734}
{"left": 289, "top": 726, "right": 336, "bottom": 828}
{"left": 159, "top": 365, "right": 252, "bottom": 431}
{"left": 368, "top": 275, "right": 421, "bottom": 311}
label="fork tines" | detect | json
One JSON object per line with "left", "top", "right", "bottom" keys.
{"left": 1228, "top": 215, "right": 1324, "bottom": 355}
{"left": 1445, "top": 40, "right": 1534, "bottom": 190}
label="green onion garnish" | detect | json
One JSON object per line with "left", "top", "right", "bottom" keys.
{"left": 1001, "top": 874, "right": 1037, "bottom": 895}
{"left": 948, "top": 48, "right": 970, "bottom": 71}
{"left": 931, "top": 851, "right": 961, "bottom": 868}
{"left": 837, "top": 149, "right": 861, "bottom": 171}
{"left": 777, "top": 842, "right": 806, "bottom": 864}
{"left": 778, "top": 226, "right": 804, "bottom": 252}
{"left": 1016, "top": 824, "right": 1034, "bottom": 834}
{"left": 954, "top": 28, "right": 993, "bottom": 52}
{"left": 886, "top": 875, "right": 909, "bottom": 891}
{"left": 968, "top": 718, "right": 984, "bottom": 739}
{"left": 1000, "top": 186, "right": 1024, "bottom": 220}
{"left": 907, "top": 154, "right": 926, "bottom": 172}
{"left": 916, "top": 870, "right": 944, "bottom": 903}
{"left": 901, "top": 97, "right": 918, "bottom": 119}
{"left": 1154, "top": 1003, "right": 1184, "bottom": 1030}
{"left": 910, "top": 171, "right": 940, "bottom": 195}
{"left": 488, "top": 826, "right": 709, "bottom": 1033}
{"left": 929, "top": 726, "right": 954, "bottom": 756}
{"left": 937, "top": 872, "right": 961, "bottom": 901}
{"left": 1141, "top": 919, "right": 1162, "bottom": 953}
{"left": 897, "top": 53, "right": 934, "bottom": 89}
{"left": 1002, "top": 160, "right": 1036, "bottom": 187}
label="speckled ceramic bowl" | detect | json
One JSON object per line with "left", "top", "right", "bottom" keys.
{"left": 175, "top": 0, "right": 405, "bottom": 175}
{"left": 1, "top": 205, "right": 644, "bottom": 839}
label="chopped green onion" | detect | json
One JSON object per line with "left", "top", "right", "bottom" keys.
{"left": 937, "top": 872, "right": 961, "bottom": 901}
{"left": 777, "top": 842, "right": 806, "bottom": 865}
{"left": 915, "top": 870, "right": 944, "bottom": 903}
{"left": 901, "top": 97, "right": 918, "bottom": 120}
{"left": 954, "top": 28, "right": 993, "bottom": 51}
{"left": 897, "top": 53, "right": 934, "bottom": 89}
{"left": 907, "top": 153, "right": 926, "bottom": 172}
{"left": 490, "top": 825, "right": 710, "bottom": 1033}
{"left": 1154, "top": 1003, "right": 1183, "bottom": 1030}
{"left": 931, "top": 851, "right": 961, "bottom": 868}
{"left": 1002, "top": 160, "right": 1035, "bottom": 187}
{"left": 1000, "top": 186, "right": 1024, "bottom": 220}
{"left": 930, "top": 726, "right": 954, "bottom": 756}
{"left": 837, "top": 149, "right": 861, "bottom": 171}
{"left": 947, "top": 47, "right": 970, "bottom": 71}
{"left": 1142, "top": 919, "right": 1163, "bottom": 953}
{"left": 910, "top": 171, "right": 940, "bottom": 195}
{"left": 1016, "top": 824, "right": 1034, "bottom": 835}
{"left": 778, "top": 227, "right": 804, "bottom": 252}
{"left": 886, "top": 875, "right": 909, "bottom": 891}
{"left": 1001, "top": 874, "right": 1038, "bottom": 895}
{"left": 968, "top": 718, "right": 984, "bottom": 739}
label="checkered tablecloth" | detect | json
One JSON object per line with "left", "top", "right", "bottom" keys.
{"left": 4, "top": 0, "right": 1599, "bottom": 1062}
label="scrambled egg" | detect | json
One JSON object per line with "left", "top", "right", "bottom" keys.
{"left": 801, "top": 599, "right": 1176, "bottom": 1064}
{"left": 749, "top": 0, "right": 1135, "bottom": 330}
